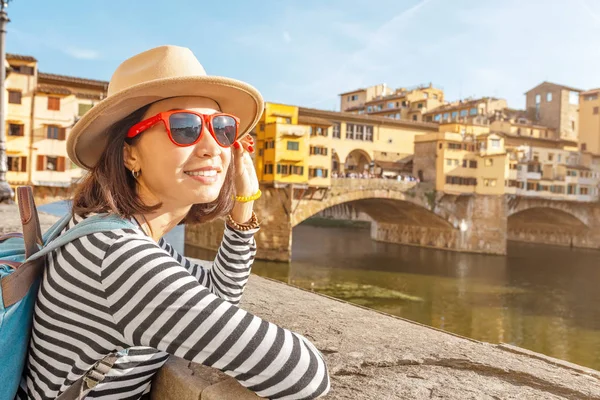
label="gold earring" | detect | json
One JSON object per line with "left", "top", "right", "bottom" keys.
{"left": 132, "top": 169, "right": 141, "bottom": 179}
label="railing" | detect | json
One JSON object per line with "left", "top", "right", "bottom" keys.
{"left": 331, "top": 177, "right": 417, "bottom": 191}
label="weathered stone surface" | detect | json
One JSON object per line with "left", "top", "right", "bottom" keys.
{"left": 0, "top": 204, "right": 61, "bottom": 234}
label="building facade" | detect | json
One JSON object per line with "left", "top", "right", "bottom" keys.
{"left": 254, "top": 102, "right": 439, "bottom": 188}
{"left": 339, "top": 83, "right": 444, "bottom": 122}
{"left": 422, "top": 97, "right": 508, "bottom": 124}
{"left": 578, "top": 88, "right": 600, "bottom": 155}
{"left": 5, "top": 53, "right": 108, "bottom": 202}
{"left": 525, "top": 82, "right": 581, "bottom": 141}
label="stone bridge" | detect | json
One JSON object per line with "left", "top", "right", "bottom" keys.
{"left": 186, "top": 179, "right": 600, "bottom": 262}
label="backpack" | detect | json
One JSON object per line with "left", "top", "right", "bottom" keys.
{"left": 0, "top": 186, "right": 136, "bottom": 400}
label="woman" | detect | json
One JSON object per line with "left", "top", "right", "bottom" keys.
{"left": 19, "top": 46, "right": 330, "bottom": 399}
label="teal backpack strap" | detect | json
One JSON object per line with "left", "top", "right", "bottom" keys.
{"left": 28, "top": 214, "right": 136, "bottom": 263}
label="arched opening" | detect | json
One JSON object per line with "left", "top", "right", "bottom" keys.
{"left": 344, "top": 149, "right": 371, "bottom": 174}
{"left": 508, "top": 207, "right": 587, "bottom": 230}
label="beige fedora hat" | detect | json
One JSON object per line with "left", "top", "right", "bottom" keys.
{"left": 67, "top": 45, "right": 264, "bottom": 169}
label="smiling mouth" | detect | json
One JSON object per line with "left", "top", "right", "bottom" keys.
{"left": 184, "top": 170, "right": 219, "bottom": 177}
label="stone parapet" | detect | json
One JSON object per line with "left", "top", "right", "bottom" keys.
{"left": 153, "top": 273, "right": 600, "bottom": 399}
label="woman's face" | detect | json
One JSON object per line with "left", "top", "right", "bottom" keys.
{"left": 124, "top": 96, "right": 232, "bottom": 208}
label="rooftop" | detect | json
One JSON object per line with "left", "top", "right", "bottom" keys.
{"left": 424, "top": 97, "right": 502, "bottom": 115}
{"left": 38, "top": 72, "right": 109, "bottom": 89}
{"left": 299, "top": 106, "right": 439, "bottom": 131}
{"left": 6, "top": 53, "right": 37, "bottom": 62}
{"left": 525, "top": 81, "right": 583, "bottom": 94}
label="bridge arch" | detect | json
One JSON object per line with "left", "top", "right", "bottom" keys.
{"left": 291, "top": 188, "right": 455, "bottom": 229}
{"left": 507, "top": 198, "right": 592, "bottom": 227}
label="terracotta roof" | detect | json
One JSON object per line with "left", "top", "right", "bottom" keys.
{"left": 75, "top": 92, "right": 103, "bottom": 100}
{"left": 339, "top": 88, "right": 366, "bottom": 96}
{"left": 524, "top": 81, "right": 583, "bottom": 94}
{"left": 6, "top": 53, "right": 37, "bottom": 62}
{"left": 299, "top": 106, "right": 439, "bottom": 131}
{"left": 343, "top": 105, "right": 365, "bottom": 112}
{"left": 424, "top": 97, "right": 501, "bottom": 115}
{"left": 38, "top": 72, "right": 109, "bottom": 89}
{"left": 565, "top": 164, "right": 591, "bottom": 171}
{"left": 581, "top": 88, "right": 600, "bottom": 96}
{"left": 298, "top": 115, "right": 332, "bottom": 126}
{"left": 36, "top": 84, "right": 72, "bottom": 96}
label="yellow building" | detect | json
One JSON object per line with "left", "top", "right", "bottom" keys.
{"left": 579, "top": 88, "right": 600, "bottom": 155}
{"left": 413, "top": 129, "right": 508, "bottom": 195}
{"left": 5, "top": 53, "right": 108, "bottom": 202}
{"left": 254, "top": 103, "right": 309, "bottom": 187}
{"left": 254, "top": 102, "right": 440, "bottom": 187}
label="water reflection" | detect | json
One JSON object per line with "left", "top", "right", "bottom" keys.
{"left": 187, "top": 224, "right": 600, "bottom": 370}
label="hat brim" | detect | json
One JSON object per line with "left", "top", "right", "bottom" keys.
{"left": 67, "top": 75, "right": 264, "bottom": 169}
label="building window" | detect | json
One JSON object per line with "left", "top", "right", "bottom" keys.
{"left": 484, "top": 179, "right": 497, "bottom": 187}
{"left": 443, "top": 113, "right": 450, "bottom": 121}
{"left": 418, "top": 103, "right": 423, "bottom": 109}
{"left": 36, "top": 155, "right": 65, "bottom": 172}
{"left": 367, "top": 106, "right": 372, "bottom": 112}
{"left": 469, "top": 108, "right": 477, "bottom": 116}
{"left": 535, "top": 94, "right": 541, "bottom": 104}
{"left": 365, "top": 126, "right": 373, "bottom": 141}
{"left": 434, "top": 114, "right": 441, "bottom": 121}
{"left": 547, "top": 92, "right": 553, "bottom": 102}
{"left": 448, "top": 143, "right": 462, "bottom": 150}
{"left": 412, "top": 115, "right": 417, "bottom": 121}
{"left": 451, "top": 111, "right": 458, "bottom": 119}
{"left": 581, "top": 187, "right": 590, "bottom": 195}
{"left": 460, "top": 109, "right": 468, "bottom": 117}
{"left": 548, "top": 153, "right": 554, "bottom": 161}
{"left": 594, "top": 107, "right": 599, "bottom": 115}
{"left": 46, "top": 125, "right": 66, "bottom": 140}
{"left": 7, "top": 156, "right": 27, "bottom": 172}
{"left": 433, "top": 94, "right": 438, "bottom": 100}
{"left": 387, "top": 102, "right": 395, "bottom": 109}
{"left": 485, "top": 158, "right": 493, "bottom": 166}
{"left": 355, "top": 125, "right": 364, "bottom": 140}
{"left": 277, "top": 163, "right": 290, "bottom": 175}
{"left": 582, "top": 143, "right": 587, "bottom": 151}
{"left": 286, "top": 141, "right": 299, "bottom": 151}
{"left": 263, "top": 163, "right": 273, "bottom": 174}
{"left": 558, "top": 154, "right": 562, "bottom": 162}
{"left": 569, "top": 91, "right": 579, "bottom": 105}
{"left": 48, "top": 97, "right": 61, "bottom": 111}
{"left": 571, "top": 119, "right": 576, "bottom": 131}
{"left": 78, "top": 103, "right": 93, "bottom": 116}
{"left": 13, "top": 65, "right": 34, "bottom": 75}
{"left": 309, "top": 168, "right": 329, "bottom": 178}
{"left": 8, "top": 123, "right": 24, "bottom": 136}
{"left": 469, "top": 160, "right": 477, "bottom": 168}
{"left": 332, "top": 123, "right": 341, "bottom": 139}
{"left": 346, "top": 123, "right": 354, "bottom": 140}
{"left": 490, "top": 139, "right": 501, "bottom": 149}
{"left": 8, "top": 90, "right": 22, "bottom": 104}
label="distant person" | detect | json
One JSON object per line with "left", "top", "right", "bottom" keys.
{"left": 18, "top": 46, "right": 330, "bottom": 400}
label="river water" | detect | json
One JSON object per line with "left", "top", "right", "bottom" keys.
{"left": 38, "top": 202, "right": 600, "bottom": 371}
{"left": 189, "top": 223, "right": 600, "bottom": 371}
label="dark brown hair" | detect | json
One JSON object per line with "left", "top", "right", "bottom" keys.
{"left": 72, "top": 104, "right": 236, "bottom": 225}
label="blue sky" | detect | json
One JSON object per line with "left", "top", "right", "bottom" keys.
{"left": 6, "top": 0, "right": 600, "bottom": 111}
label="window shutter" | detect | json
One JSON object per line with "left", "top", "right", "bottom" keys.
{"left": 57, "top": 157, "right": 65, "bottom": 172}
{"left": 20, "top": 157, "right": 27, "bottom": 172}
{"left": 36, "top": 155, "right": 45, "bottom": 171}
{"left": 59, "top": 127, "right": 67, "bottom": 141}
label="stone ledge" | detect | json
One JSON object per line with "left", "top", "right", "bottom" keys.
{"left": 151, "top": 273, "right": 600, "bottom": 399}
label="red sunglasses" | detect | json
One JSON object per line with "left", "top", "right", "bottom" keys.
{"left": 127, "top": 110, "right": 240, "bottom": 147}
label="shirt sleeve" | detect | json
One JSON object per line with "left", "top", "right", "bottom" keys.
{"left": 101, "top": 234, "right": 330, "bottom": 400}
{"left": 158, "top": 223, "right": 258, "bottom": 306}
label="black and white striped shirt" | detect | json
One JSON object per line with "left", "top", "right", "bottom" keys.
{"left": 18, "top": 214, "right": 330, "bottom": 399}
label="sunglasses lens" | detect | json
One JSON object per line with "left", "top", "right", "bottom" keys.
{"left": 169, "top": 113, "right": 202, "bottom": 145}
{"left": 212, "top": 115, "right": 237, "bottom": 146}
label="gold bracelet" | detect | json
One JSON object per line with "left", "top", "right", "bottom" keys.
{"left": 233, "top": 189, "right": 262, "bottom": 203}
{"left": 226, "top": 210, "right": 260, "bottom": 231}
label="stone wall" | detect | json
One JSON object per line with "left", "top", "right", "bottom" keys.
{"left": 152, "top": 274, "right": 600, "bottom": 400}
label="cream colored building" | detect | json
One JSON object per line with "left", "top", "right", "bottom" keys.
{"left": 423, "top": 97, "right": 507, "bottom": 124}
{"left": 339, "top": 83, "right": 444, "bottom": 122}
{"left": 578, "top": 88, "right": 600, "bottom": 155}
{"left": 5, "top": 53, "right": 108, "bottom": 202}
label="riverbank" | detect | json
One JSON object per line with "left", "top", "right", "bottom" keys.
{"left": 2, "top": 205, "right": 600, "bottom": 398}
